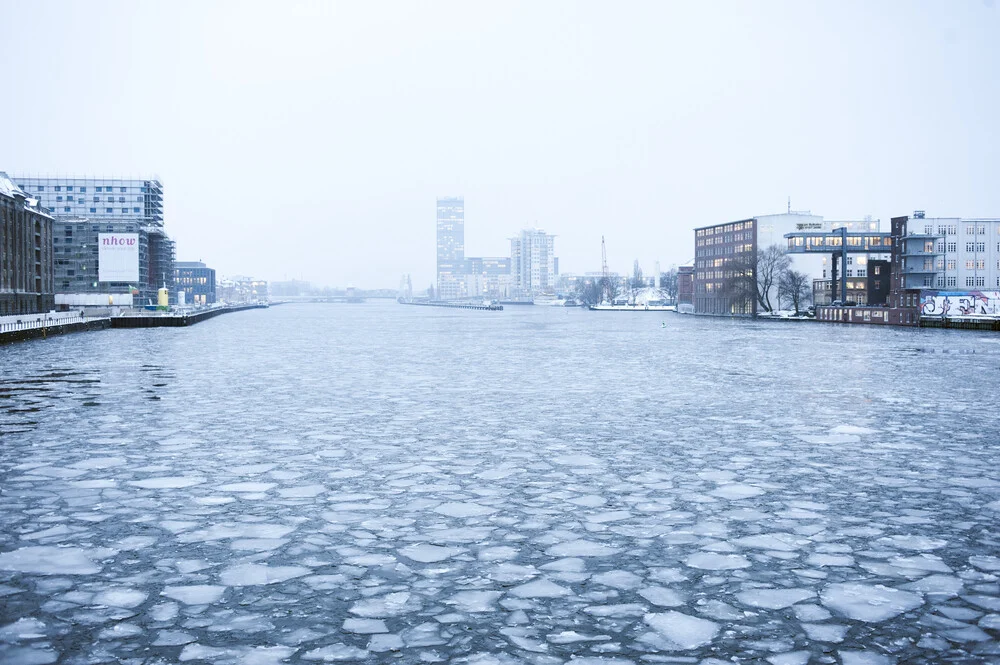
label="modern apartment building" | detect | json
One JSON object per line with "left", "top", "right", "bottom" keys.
{"left": 175, "top": 261, "right": 216, "bottom": 305}
{"left": 510, "top": 228, "right": 557, "bottom": 299}
{"left": 51, "top": 217, "right": 149, "bottom": 302}
{"left": 0, "top": 173, "right": 54, "bottom": 314}
{"left": 436, "top": 196, "right": 465, "bottom": 300}
{"left": 12, "top": 177, "right": 164, "bottom": 227}
{"left": 14, "top": 175, "right": 175, "bottom": 305}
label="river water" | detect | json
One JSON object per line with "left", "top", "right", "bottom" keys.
{"left": 1, "top": 303, "right": 999, "bottom": 664}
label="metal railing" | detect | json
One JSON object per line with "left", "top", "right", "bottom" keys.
{"left": 0, "top": 310, "right": 95, "bottom": 334}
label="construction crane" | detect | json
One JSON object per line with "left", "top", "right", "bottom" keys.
{"left": 601, "top": 236, "right": 612, "bottom": 303}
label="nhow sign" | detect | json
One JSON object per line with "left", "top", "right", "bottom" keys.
{"left": 98, "top": 233, "right": 140, "bottom": 283}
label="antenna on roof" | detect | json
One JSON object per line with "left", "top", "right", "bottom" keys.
{"left": 787, "top": 196, "right": 791, "bottom": 214}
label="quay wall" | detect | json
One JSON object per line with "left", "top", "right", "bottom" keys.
{"left": 0, "top": 318, "right": 111, "bottom": 345}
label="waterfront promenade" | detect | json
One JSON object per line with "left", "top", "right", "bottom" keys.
{"left": 0, "top": 304, "right": 268, "bottom": 345}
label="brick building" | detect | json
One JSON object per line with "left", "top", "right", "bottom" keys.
{"left": 0, "top": 173, "right": 54, "bottom": 315}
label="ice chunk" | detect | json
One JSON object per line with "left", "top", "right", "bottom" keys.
{"left": 592, "top": 570, "right": 642, "bottom": 589}
{"left": 0, "top": 646, "right": 58, "bottom": 664}
{"left": 343, "top": 618, "right": 388, "bottom": 634}
{"left": 161, "top": 585, "right": 227, "bottom": 605}
{"left": 820, "top": 583, "right": 923, "bottom": 622}
{"left": 433, "top": 502, "right": 494, "bottom": 517}
{"left": 546, "top": 631, "right": 612, "bottom": 644}
{"left": 349, "top": 592, "right": 414, "bottom": 617}
{"left": 478, "top": 546, "right": 519, "bottom": 561}
{"left": 93, "top": 588, "right": 147, "bottom": 608}
{"left": 684, "top": 552, "right": 751, "bottom": 570}
{"left": 128, "top": 476, "right": 206, "bottom": 489}
{"left": 643, "top": 611, "right": 719, "bottom": 649}
{"left": 0, "top": 546, "right": 112, "bottom": 575}
{"left": 301, "top": 644, "right": 370, "bottom": 661}
{"left": 447, "top": 590, "right": 502, "bottom": 612}
{"left": 839, "top": 651, "right": 894, "bottom": 665}
{"left": 969, "top": 555, "right": 1000, "bottom": 571}
{"left": 0, "top": 618, "right": 46, "bottom": 642}
{"left": 399, "top": 544, "right": 464, "bottom": 563}
{"left": 735, "top": 588, "right": 814, "bottom": 609}
{"left": 508, "top": 579, "right": 571, "bottom": 598}
{"left": 219, "top": 563, "right": 310, "bottom": 585}
{"left": 878, "top": 535, "right": 946, "bottom": 551}
{"left": 544, "top": 540, "right": 620, "bottom": 557}
{"left": 711, "top": 483, "right": 765, "bottom": 499}
{"left": 900, "top": 574, "right": 962, "bottom": 597}
{"left": 767, "top": 652, "right": 811, "bottom": 665}
{"left": 217, "top": 482, "right": 276, "bottom": 492}
{"left": 638, "top": 586, "right": 685, "bottom": 607}
{"left": 734, "top": 533, "right": 802, "bottom": 552}
{"left": 800, "top": 623, "right": 848, "bottom": 642}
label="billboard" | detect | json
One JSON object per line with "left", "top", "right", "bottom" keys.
{"left": 98, "top": 233, "right": 140, "bottom": 283}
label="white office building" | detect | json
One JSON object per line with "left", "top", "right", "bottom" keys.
{"left": 510, "top": 229, "right": 557, "bottom": 299}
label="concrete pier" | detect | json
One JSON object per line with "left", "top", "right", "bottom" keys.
{"left": 400, "top": 301, "right": 504, "bottom": 311}
{"left": 110, "top": 304, "right": 269, "bottom": 328}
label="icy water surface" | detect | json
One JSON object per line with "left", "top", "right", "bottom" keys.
{"left": 2, "top": 303, "right": 1000, "bottom": 664}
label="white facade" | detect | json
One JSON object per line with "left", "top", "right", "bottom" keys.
{"left": 510, "top": 229, "right": 557, "bottom": 298}
{"left": 755, "top": 211, "right": 887, "bottom": 307}
{"left": 903, "top": 215, "right": 1000, "bottom": 291}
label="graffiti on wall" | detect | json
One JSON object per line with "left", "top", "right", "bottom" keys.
{"left": 920, "top": 291, "right": 1000, "bottom": 318}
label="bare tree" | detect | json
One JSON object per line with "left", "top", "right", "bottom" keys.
{"left": 628, "top": 261, "right": 645, "bottom": 304}
{"left": 719, "top": 255, "right": 757, "bottom": 316}
{"left": 574, "top": 279, "right": 602, "bottom": 305}
{"left": 755, "top": 244, "right": 791, "bottom": 313}
{"left": 778, "top": 270, "right": 811, "bottom": 315}
{"left": 660, "top": 267, "right": 678, "bottom": 301}
{"left": 599, "top": 275, "right": 621, "bottom": 304}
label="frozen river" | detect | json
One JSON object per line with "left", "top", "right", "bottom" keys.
{"left": 1, "top": 302, "right": 999, "bottom": 664}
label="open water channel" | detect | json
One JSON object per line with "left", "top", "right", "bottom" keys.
{"left": 1, "top": 302, "right": 999, "bottom": 664}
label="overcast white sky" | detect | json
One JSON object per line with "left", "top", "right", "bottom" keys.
{"left": 3, "top": 0, "right": 999, "bottom": 288}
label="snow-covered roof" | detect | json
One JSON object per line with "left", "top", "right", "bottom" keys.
{"left": 0, "top": 171, "right": 27, "bottom": 199}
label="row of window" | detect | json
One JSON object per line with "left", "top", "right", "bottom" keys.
{"left": 26, "top": 185, "right": 145, "bottom": 193}
{"left": 696, "top": 221, "right": 754, "bottom": 237}
{"left": 60, "top": 207, "right": 141, "bottom": 214}
{"left": 55, "top": 196, "right": 142, "bottom": 203}
{"left": 921, "top": 224, "right": 999, "bottom": 236}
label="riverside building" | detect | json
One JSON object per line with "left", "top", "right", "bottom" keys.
{"left": 510, "top": 228, "right": 557, "bottom": 299}
{"left": 694, "top": 211, "right": 886, "bottom": 316}
{"left": 14, "top": 176, "right": 176, "bottom": 305}
{"left": 436, "top": 196, "right": 466, "bottom": 300}
{"left": 174, "top": 261, "right": 217, "bottom": 305}
{"left": 0, "top": 173, "right": 54, "bottom": 314}
{"left": 12, "top": 177, "right": 164, "bottom": 227}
